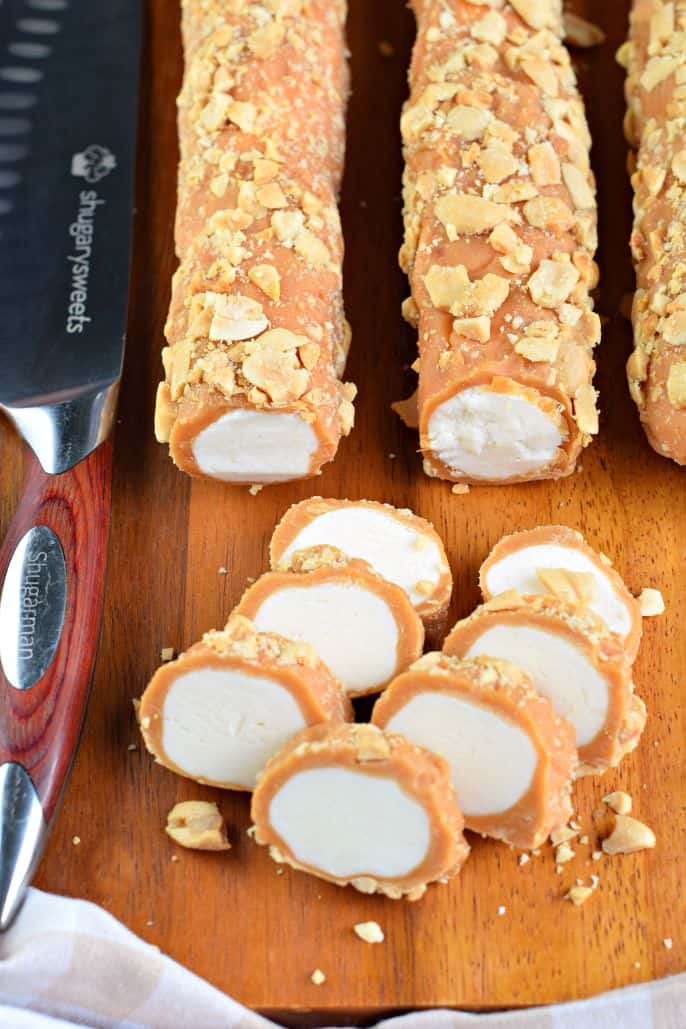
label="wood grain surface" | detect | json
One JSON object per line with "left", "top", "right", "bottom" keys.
{"left": 0, "top": 0, "right": 684, "bottom": 1020}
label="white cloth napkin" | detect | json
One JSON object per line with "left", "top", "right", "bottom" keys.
{"left": 0, "top": 889, "right": 683, "bottom": 1029}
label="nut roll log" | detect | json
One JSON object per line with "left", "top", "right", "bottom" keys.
{"left": 138, "top": 616, "right": 352, "bottom": 791}
{"left": 155, "top": 1, "right": 355, "bottom": 483}
{"left": 400, "top": 0, "right": 601, "bottom": 484}
{"left": 620, "top": 0, "right": 686, "bottom": 463}
{"left": 443, "top": 593, "right": 646, "bottom": 776}
{"left": 250, "top": 723, "right": 470, "bottom": 900}
{"left": 373, "top": 653, "right": 576, "bottom": 850}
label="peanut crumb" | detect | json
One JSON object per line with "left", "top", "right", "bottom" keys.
{"left": 354, "top": 921, "right": 385, "bottom": 944}
{"left": 497, "top": 905, "right": 506, "bottom": 916}
{"left": 555, "top": 842, "right": 575, "bottom": 864}
{"left": 311, "top": 969, "right": 326, "bottom": 986}
{"left": 638, "top": 588, "right": 665, "bottom": 617}
{"left": 550, "top": 826, "right": 578, "bottom": 846}
{"left": 72, "top": 836, "right": 81, "bottom": 846}
{"left": 565, "top": 884, "right": 593, "bottom": 906}
{"left": 171, "top": 855, "right": 179, "bottom": 863}
{"left": 518, "top": 853, "right": 530, "bottom": 866}
{"left": 563, "top": 12, "right": 606, "bottom": 48}
{"left": 249, "top": 484, "right": 264, "bottom": 496}
{"left": 451, "top": 483, "right": 470, "bottom": 495}
{"left": 127, "top": 744, "right": 137, "bottom": 752}
{"left": 664, "top": 938, "right": 673, "bottom": 950}
{"left": 602, "top": 791, "right": 632, "bottom": 815}
{"left": 166, "top": 801, "right": 231, "bottom": 852}
{"left": 218, "top": 567, "right": 228, "bottom": 575}
{"left": 602, "top": 815, "right": 656, "bottom": 855}
{"left": 160, "top": 648, "right": 175, "bottom": 662}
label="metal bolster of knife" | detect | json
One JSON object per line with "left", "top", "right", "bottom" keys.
{"left": 1, "top": 382, "right": 120, "bottom": 475}
{"left": 0, "top": 764, "right": 46, "bottom": 931}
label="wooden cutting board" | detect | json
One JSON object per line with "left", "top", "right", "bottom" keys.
{"left": 0, "top": 0, "right": 684, "bottom": 1021}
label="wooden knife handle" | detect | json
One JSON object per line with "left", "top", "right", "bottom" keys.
{"left": 0, "top": 441, "right": 112, "bottom": 821}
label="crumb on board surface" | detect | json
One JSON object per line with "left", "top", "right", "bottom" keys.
{"left": 354, "top": 921, "right": 385, "bottom": 944}
{"left": 638, "top": 588, "right": 665, "bottom": 616}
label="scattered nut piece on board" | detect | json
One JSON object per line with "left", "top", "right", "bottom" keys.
{"left": 664, "top": 938, "right": 673, "bottom": 950}
{"left": 566, "top": 885, "right": 592, "bottom": 906}
{"left": 354, "top": 921, "right": 385, "bottom": 944}
{"left": 160, "top": 647, "right": 175, "bottom": 662}
{"left": 563, "top": 13, "right": 606, "bottom": 48}
{"left": 550, "top": 826, "right": 578, "bottom": 847}
{"left": 310, "top": 969, "right": 326, "bottom": 986}
{"left": 392, "top": 389, "right": 419, "bottom": 430}
{"left": 166, "top": 801, "right": 231, "bottom": 852}
{"left": 638, "top": 588, "right": 665, "bottom": 617}
{"left": 555, "top": 842, "right": 575, "bottom": 865}
{"left": 602, "top": 814, "right": 656, "bottom": 855}
{"left": 602, "top": 791, "right": 633, "bottom": 816}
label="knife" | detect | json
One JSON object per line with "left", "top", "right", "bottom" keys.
{"left": 0, "top": 0, "right": 140, "bottom": 929}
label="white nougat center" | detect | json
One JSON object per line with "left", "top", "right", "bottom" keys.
{"left": 269, "top": 767, "right": 431, "bottom": 878}
{"left": 252, "top": 582, "right": 400, "bottom": 693}
{"left": 464, "top": 624, "right": 608, "bottom": 746}
{"left": 484, "top": 543, "right": 632, "bottom": 640}
{"left": 279, "top": 507, "right": 446, "bottom": 608}
{"left": 162, "top": 667, "right": 307, "bottom": 788}
{"left": 383, "top": 692, "right": 537, "bottom": 816}
{"left": 428, "top": 387, "right": 565, "bottom": 480}
{"left": 192, "top": 409, "right": 318, "bottom": 483}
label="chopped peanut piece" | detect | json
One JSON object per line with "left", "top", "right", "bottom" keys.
{"left": 602, "top": 791, "right": 632, "bottom": 816}
{"left": 638, "top": 588, "right": 665, "bottom": 617}
{"left": 353, "top": 921, "right": 385, "bottom": 944}
{"left": 536, "top": 568, "right": 596, "bottom": 606}
{"left": 602, "top": 815, "right": 656, "bottom": 855}
{"left": 165, "top": 801, "right": 231, "bottom": 852}
{"left": 566, "top": 884, "right": 594, "bottom": 906}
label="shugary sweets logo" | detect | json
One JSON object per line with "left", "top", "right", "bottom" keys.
{"left": 71, "top": 144, "right": 117, "bottom": 183}
{"left": 65, "top": 145, "right": 116, "bottom": 334}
